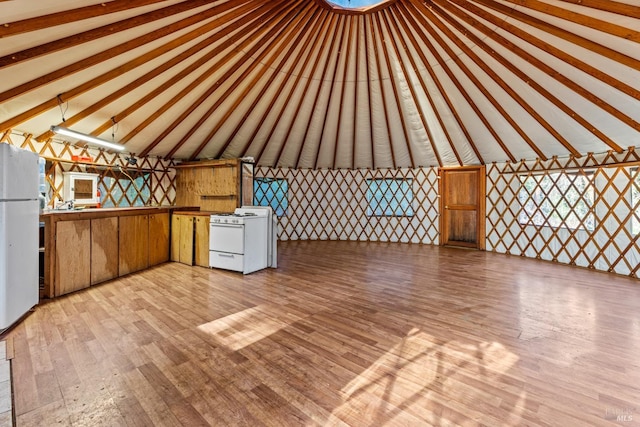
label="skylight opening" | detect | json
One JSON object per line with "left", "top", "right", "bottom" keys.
{"left": 326, "top": 0, "right": 388, "bottom": 9}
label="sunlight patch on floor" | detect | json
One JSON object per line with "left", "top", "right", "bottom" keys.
{"left": 197, "top": 305, "right": 303, "bottom": 351}
{"left": 329, "top": 328, "right": 525, "bottom": 425}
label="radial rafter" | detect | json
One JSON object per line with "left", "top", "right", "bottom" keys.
{"left": 0, "top": 0, "right": 637, "bottom": 168}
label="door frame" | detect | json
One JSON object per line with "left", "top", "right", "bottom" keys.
{"left": 439, "top": 165, "right": 486, "bottom": 250}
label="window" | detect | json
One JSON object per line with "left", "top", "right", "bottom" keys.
{"left": 326, "top": 0, "right": 387, "bottom": 8}
{"left": 518, "top": 172, "right": 595, "bottom": 231}
{"left": 366, "top": 178, "right": 414, "bottom": 217}
{"left": 254, "top": 177, "right": 288, "bottom": 217}
{"left": 99, "top": 173, "right": 151, "bottom": 208}
{"left": 632, "top": 168, "right": 640, "bottom": 235}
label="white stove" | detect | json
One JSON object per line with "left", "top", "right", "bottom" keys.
{"left": 210, "top": 212, "right": 260, "bottom": 225}
{"left": 209, "top": 208, "right": 269, "bottom": 274}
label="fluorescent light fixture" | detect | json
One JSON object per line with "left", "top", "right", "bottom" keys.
{"left": 50, "top": 125, "right": 125, "bottom": 151}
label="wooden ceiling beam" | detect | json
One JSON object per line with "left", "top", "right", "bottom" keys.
{"left": 293, "top": 13, "right": 342, "bottom": 168}
{"left": 100, "top": 2, "right": 278, "bottom": 146}
{"left": 270, "top": 11, "right": 336, "bottom": 168}
{"left": 0, "top": 0, "right": 170, "bottom": 38}
{"left": 187, "top": 2, "right": 317, "bottom": 161}
{"left": 331, "top": 15, "right": 355, "bottom": 169}
{"left": 471, "top": 0, "right": 640, "bottom": 72}
{"left": 393, "top": 4, "right": 468, "bottom": 166}
{"left": 159, "top": 1, "right": 304, "bottom": 159}
{"left": 501, "top": 0, "right": 640, "bottom": 43}
{"left": 364, "top": 15, "right": 376, "bottom": 169}
{"left": 437, "top": 0, "right": 626, "bottom": 152}
{"left": 401, "top": 2, "right": 503, "bottom": 163}
{"left": 457, "top": 0, "right": 640, "bottom": 129}
{"left": 464, "top": 1, "right": 640, "bottom": 104}
{"left": 0, "top": 0, "right": 214, "bottom": 69}
{"left": 137, "top": 0, "right": 294, "bottom": 157}
{"left": 312, "top": 16, "right": 348, "bottom": 169}
{"left": 0, "top": 0, "right": 253, "bottom": 131}
{"left": 383, "top": 7, "right": 443, "bottom": 167}
{"left": 368, "top": 13, "right": 397, "bottom": 169}
{"left": 557, "top": 0, "right": 640, "bottom": 19}
{"left": 410, "top": 0, "right": 551, "bottom": 160}
{"left": 375, "top": 10, "right": 416, "bottom": 168}
{"left": 351, "top": 16, "right": 361, "bottom": 169}
{"left": 37, "top": 1, "right": 266, "bottom": 142}
{"left": 225, "top": 8, "right": 328, "bottom": 164}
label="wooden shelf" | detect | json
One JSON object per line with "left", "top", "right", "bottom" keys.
{"left": 200, "top": 194, "right": 236, "bottom": 199}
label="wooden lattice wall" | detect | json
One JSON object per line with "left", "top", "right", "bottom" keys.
{"left": 1, "top": 130, "right": 176, "bottom": 207}
{"left": 255, "top": 167, "right": 440, "bottom": 243}
{"left": 259, "top": 148, "right": 640, "bottom": 279}
{"left": 487, "top": 150, "right": 640, "bottom": 279}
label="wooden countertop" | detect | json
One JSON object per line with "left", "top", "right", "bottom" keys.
{"left": 172, "top": 210, "right": 225, "bottom": 216}
{"left": 41, "top": 206, "right": 198, "bottom": 221}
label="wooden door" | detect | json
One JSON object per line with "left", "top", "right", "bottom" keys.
{"left": 439, "top": 166, "right": 485, "bottom": 249}
{"left": 91, "top": 217, "right": 119, "bottom": 285}
{"left": 119, "top": 215, "right": 149, "bottom": 275}
{"left": 148, "top": 213, "right": 170, "bottom": 266}
{"left": 55, "top": 220, "right": 91, "bottom": 296}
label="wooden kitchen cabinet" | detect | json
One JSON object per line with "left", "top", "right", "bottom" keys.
{"left": 41, "top": 207, "right": 188, "bottom": 298}
{"left": 149, "top": 212, "right": 170, "bottom": 266}
{"left": 55, "top": 219, "right": 91, "bottom": 296}
{"left": 119, "top": 214, "right": 149, "bottom": 275}
{"left": 171, "top": 212, "right": 210, "bottom": 267}
{"left": 171, "top": 214, "right": 193, "bottom": 265}
{"left": 194, "top": 215, "right": 210, "bottom": 267}
{"left": 91, "top": 217, "right": 119, "bottom": 285}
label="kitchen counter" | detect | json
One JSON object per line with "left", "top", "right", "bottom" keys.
{"left": 40, "top": 205, "right": 196, "bottom": 220}
{"left": 40, "top": 206, "right": 198, "bottom": 298}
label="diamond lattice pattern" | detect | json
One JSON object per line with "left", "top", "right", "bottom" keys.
{"left": 255, "top": 167, "right": 440, "bottom": 244}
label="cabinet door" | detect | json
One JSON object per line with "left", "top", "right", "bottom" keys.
{"left": 178, "top": 215, "right": 194, "bottom": 265}
{"left": 55, "top": 220, "right": 91, "bottom": 296}
{"left": 119, "top": 215, "right": 149, "bottom": 275}
{"left": 194, "top": 216, "right": 210, "bottom": 267}
{"left": 170, "top": 215, "right": 181, "bottom": 262}
{"left": 149, "top": 213, "right": 169, "bottom": 266}
{"left": 91, "top": 217, "right": 119, "bottom": 285}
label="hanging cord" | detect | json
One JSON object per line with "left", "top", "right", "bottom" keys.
{"left": 111, "top": 117, "right": 118, "bottom": 142}
{"left": 57, "top": 94, "right": 68, "bottom": 122}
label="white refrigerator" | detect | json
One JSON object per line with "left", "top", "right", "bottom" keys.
{"left": 0, "top": 144, "right": 39, "bottom": 331}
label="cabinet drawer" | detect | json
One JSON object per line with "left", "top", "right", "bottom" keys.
{"left": 209, "top": 251, "right": 243, "bottom": 273}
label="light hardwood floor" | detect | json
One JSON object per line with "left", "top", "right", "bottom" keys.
{"left": 8, "top": 241, "right": 640, "bottom": 426}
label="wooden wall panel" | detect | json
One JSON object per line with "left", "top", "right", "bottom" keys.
{"left": 174, "top": 159, "right": 242, "bottom": 212}
{"left": 90, "top": 217, "right": 119, "bottom": 285}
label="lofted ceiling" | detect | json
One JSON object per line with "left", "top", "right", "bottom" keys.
{"left": 0, "top": 0, "right": 639, "bottom": 169}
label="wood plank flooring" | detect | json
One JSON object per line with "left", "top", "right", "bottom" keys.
{"left": 8, "top": 241, "right": 640, "bottom": 426}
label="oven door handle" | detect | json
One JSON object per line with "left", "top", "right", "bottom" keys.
{"left": 217, "top": 253, "right": 235, "bottom": 258}
{"left": 209, "top": 224, "right": 244, "bottom": 229}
